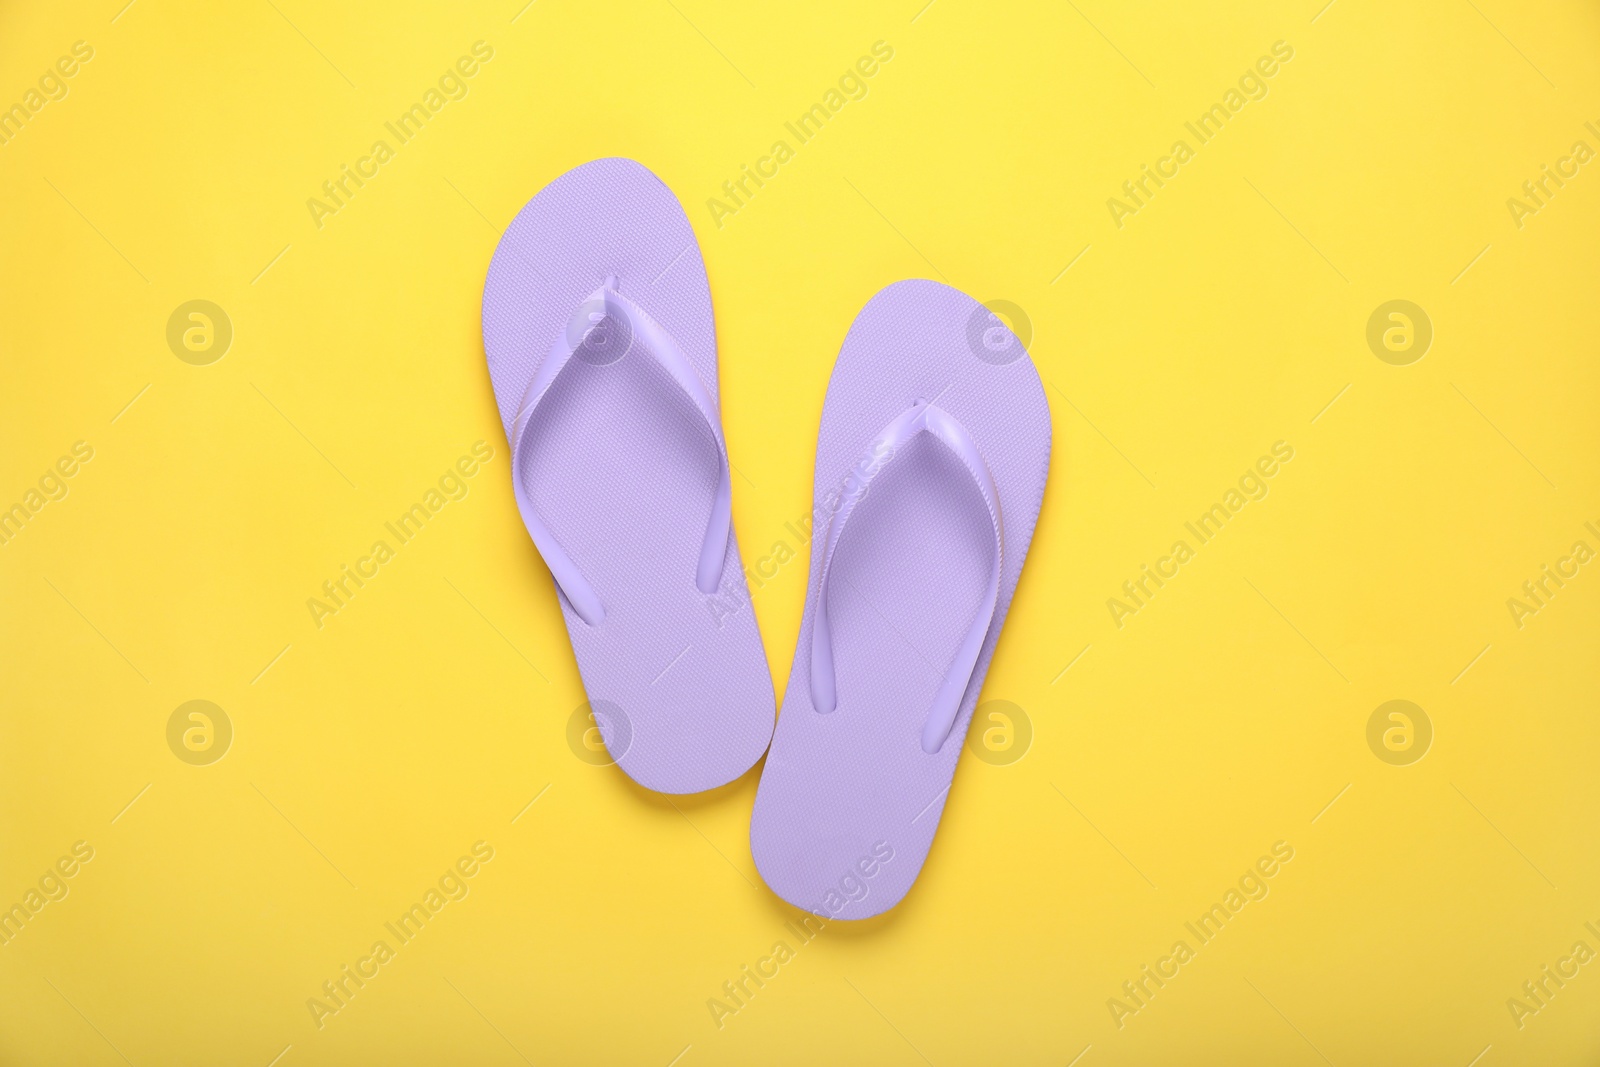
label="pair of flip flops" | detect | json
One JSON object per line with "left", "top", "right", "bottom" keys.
{"left": 481, "top": 158, "right": 1051, "bottom": 919}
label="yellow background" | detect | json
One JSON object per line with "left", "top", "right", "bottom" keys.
{"left": 2, "top": 0, "right": 1598, "bottom": 1063}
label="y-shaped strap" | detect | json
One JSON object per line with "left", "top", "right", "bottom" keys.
{"left": 808, "top": 399, "right": 1004, "bottom": 754}
{"left": 508, "top": 277, "right": 732, "bottom": 626}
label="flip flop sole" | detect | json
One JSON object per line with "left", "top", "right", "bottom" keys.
{"left": 751, "top": 279, "right": 1051, "bottom": 918}
{"left": 482, "top": 158, "right": 774, "bottom": 794}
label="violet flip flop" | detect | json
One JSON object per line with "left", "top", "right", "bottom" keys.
{"left": 481, "top": 158, "right": 774, "bottom": 794}
{"left": 750, "top": 279, "right": 1051, "bottom": 917}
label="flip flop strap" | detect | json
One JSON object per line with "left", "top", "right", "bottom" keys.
{"left": 808, "top": 399, "right": 1004, "bottom": 754}
{"left": 508, "top": 278, "right": 732, "bottom": 626}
